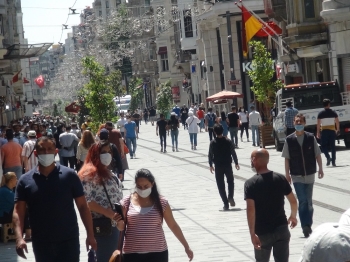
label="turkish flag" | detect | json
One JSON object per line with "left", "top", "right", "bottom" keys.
{"left": 23, "top": 77, "right": 30, "bottom": 84}
{"left": 12, "top": 70, "right": 22, "bottom": 83}
{"left": 35, "top": 75, "right": 45, "bottom": 88}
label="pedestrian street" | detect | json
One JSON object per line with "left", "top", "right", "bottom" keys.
{"left": 1, "top": 122, "right": 349, "bottom": 261}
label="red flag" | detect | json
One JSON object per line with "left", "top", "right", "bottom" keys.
{"left": 35, "top": 75, "right": 45, "bottom": 88}
{"left": 255, "top": 21, "right": 282, "bottom": 37}
{"left": 23, "top": 77, "right": 30, "bottom": 84}
{"left": 12, "top": 70, "right": 22, "bottom": 83}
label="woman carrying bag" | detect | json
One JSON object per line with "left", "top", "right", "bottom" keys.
{"left": 112, "top": 169, "right": 194, "bottom": 262}
{"left": 78, "top": 140, "right": 123, "bottom": 262}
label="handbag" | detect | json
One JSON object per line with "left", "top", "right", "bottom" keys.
{"left": 92, "top": 181, "right": 114, "bottom": 237}
{"left": 123, "top": 142, "right": 129, "bottom": 154}
{"left": 109, "top": 196, "right": 131, "bottom": 262}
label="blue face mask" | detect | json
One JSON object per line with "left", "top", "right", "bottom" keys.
{"left": 295, "top": 124, "right": 304, "bottom": 131}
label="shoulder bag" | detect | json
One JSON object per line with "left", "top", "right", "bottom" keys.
{"left": 92, "top": 180, "right": 114, "bottom": 237}
{"left": 109, "top": 195, "right": 131, "bottom": 262}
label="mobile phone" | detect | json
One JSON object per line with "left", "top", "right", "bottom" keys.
{"left": 114, "top": 203, "right": 124, "bottom": 220}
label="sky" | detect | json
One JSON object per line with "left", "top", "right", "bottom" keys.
{"left": 22, "top": 0, "right": 93, "bottom": 44}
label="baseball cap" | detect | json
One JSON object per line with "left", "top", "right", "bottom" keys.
{"left": 28, "top": 130, "right": 37, "bottom": 137}
{"left": 298, "top": 223, "right": 350, "bottom": 262}
{"left": 99, "top": 128, "right": 109, "bottom": 140}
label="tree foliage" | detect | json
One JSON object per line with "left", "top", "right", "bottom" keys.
{"left": 156, "top": 80, "right": 173, "bottom": 116}
{"left": 80, "top": 57, "right": 117, "bottom": 130}
{"left": 247, "top": 41, "right": 283, "bottom": 122}
{"left": 128, "top": 78, "right": 144, "bottom": 112}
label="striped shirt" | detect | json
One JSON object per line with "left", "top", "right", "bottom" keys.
{"left": 317, "top": 108, "right": 338, "bottom": 131}
{"left": 121, "top": 195, "right": 168, "bottom": 254}
{"left": 22, "top": 139, "right": 38, "bottom": 171}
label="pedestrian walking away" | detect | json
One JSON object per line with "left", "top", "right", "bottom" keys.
{"left": 117, "top": 112, "right": 128, "bottom": 137}
{"left": 317, "top": 98, "right": 339, "bottom": 167}
{"left": 197, "top": 106, "right": 205, "bottom": 132}
{"left": 238, "top": 107, "right": 249, "bottom": 142}
{"left": 186, "top": 111, "right": 200, "bottom": 150}
{"left": 284, "top": 101, "right": 299, "bottom": 136}
{"left": 245, "top": 148, "right": 298, "bottom": 262}
{"left": 149, "top": 106, "right": 157, "bottom": 126}
{"left": 118, "top": 169, "right": 194, "bottom": 262}
{"left": 249, "top": 106, "right": 262, "bottom": 147}
{"left": 168, "top": 112, "right": 180, "bottom": 152}
{"left": 132, "top": 110, "right": 141, "bottom": 133}
{"left": 218, "top": 111, "right": 229, "bottom": 138}
{"left": 59, "top": 125, "right": 80, "bottom": 169}
{"left": 156, "top": 114, "right": 168, "bottom": 153}
{"left": 78, "top": 140, "right": 124, "bottom": 262}
{"left": 143, "top": 108, "right": 149, "bottom": 124}
{"left": 180, "top": 105, "right": 189, "bottom": 130}
{"left": 208, "top": 124, "right": 240, "bottom": 210}
{"left": 172, "top": 105, "right": 181, "bottom": 118}
{"left": 124, "top": 115, "right": 138, "bottom": 159}
{"left": 1, "top": 129, "right": 23, "bottom": 179}
{"left": 205, "top": 107, "right": 217, "bottom": 141}
{"left": 13, "top": 136, "right": 97, "bottom": 261}
{"left": 282, "top": 113, "right": 324, "bottom": 238}
{"left": 76, "top": 130, "right": 95, "bottom": 172}
{"left": 227, "top": 106, "right": 240, "bottom": 147}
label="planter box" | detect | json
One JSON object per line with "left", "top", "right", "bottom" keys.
{"left": 259, "top": 125, "right": 275, "bottom": 148}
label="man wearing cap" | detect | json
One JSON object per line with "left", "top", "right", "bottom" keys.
{"left": 284, "top": 101, "right": 299, "bottom": 136}
{"left": 22, "top": 131, "right": 38, "bottom": 172}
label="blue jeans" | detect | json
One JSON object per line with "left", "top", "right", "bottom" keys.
{"left": 171, "top": 129, "right": 179, "bottom": 148}
{"left": 95, "top": 226, "right": 119, "bottom": 262}
{"left": 58, "top": 149, "right": 65, "bottom": 165}
{"left": 251, "top": 125, "right": 260, "bottom": 146}
{"left": 229, "top": 127, "right": 238, "bottom": 146}
{"left": 254, "top": 225, "right": 290, "bottom": 262}
{"left": 189, "top": 133, "right": 197, "bottom": 146}
{"left": 293, "top": 182, "right": 314, "bottom": 228}
{"left": 320, "top": 129, "right": 336, "bottom": 162}
{"left": 200, "top": 119, "right": 205, "bottom": 130}
{"left": 126, "top": 137, "right": 137, "bottom": 157}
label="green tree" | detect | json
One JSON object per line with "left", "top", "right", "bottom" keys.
{"left": 247, "top": 41, "right": 283, "bottom": 123}
{"left": 156, "top": 80, "right": 173, "bottom": 117}
{"left": 80, "top": 57, "right": 117, "bottom": 131}
{"left": 128, "top": 77, "right": 144, "bottom": 112}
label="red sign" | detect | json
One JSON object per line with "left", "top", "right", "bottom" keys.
{"left": 171, "top": 86, "right": 180, "bottom": 100}
{"left": 228, "top": 80, "right": 241, "bottom": 85}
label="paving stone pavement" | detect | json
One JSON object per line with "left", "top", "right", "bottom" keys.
{"left": 1, "top": 122, "right": 349, "bottom": 261}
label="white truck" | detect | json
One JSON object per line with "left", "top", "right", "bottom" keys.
{"left": 273, "top": 81, "right": 350, "bottom": 151}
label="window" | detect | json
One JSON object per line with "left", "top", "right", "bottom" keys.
{"left": 304, "top": 0, "right": 315, "bottom": 19}
{"left": 106, "top": 0, "right": 109, "bottom": 8}
{"left": 160, "top": 53, "right": 169, "bottom": 71}
{"left": 116, "top": 0, "right": 121, "bottom": 5}
{"left": 183, "top": 10, "right": 193, "bottom": 38}
{"left": 145, "top": 0, "right": 150, "bottom": 6}
{"left": 99, "top": 10, "right": 102, "bottom": 17}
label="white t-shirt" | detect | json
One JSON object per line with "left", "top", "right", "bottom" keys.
{"left": 117, "top": 118, "right": 127, "bottom": 132}
{"left": 186, "top": 116, "right": 200, "bottom": 133}
{"left": 238, "top": 111, "right": 248, "bottom": 123}
{"left": 249, "top": 111, "right": 261, "bottom": 126}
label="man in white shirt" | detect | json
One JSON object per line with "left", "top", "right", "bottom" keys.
{"left": 22, "top": 130, "right": 38, "bottom": 172}
{"left": 117, "top": 112, "right": 128, "bottom": 137}
{"left": 249, "top": 105, "right": 261, "bottom": 147}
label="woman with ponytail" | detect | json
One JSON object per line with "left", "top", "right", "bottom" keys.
{"left": 118, "top": 168, "right": 194, "bottom": 262}
{"left": 0, "top": 172, "right": 17, "bottom": 223}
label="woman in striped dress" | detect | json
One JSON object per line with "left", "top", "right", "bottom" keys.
{"left": 118, "top": 169, "right": 194, "bottom": 262}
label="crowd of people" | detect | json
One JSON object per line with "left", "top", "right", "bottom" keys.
{"left": 0, "top": 96, "right": 348, "bottom": 262}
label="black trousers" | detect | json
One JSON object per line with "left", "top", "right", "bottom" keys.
{"left": 159, "top": 132, "right": 167, "bottom": 149}
{"left": 215, "top": 165, "right": 234, "bottom": 206}
{"left": 32, "top": 237, "right": 80, "bottom": 262}
{"left": 240, "top": 122, "right": 249, "bottom": 138}
{"left": 208, "top": 127, "right": 217, "bottom": 141}
{"left": 124, "top": 250, "right": 168, "bottom": 262}
{"left": 62, "top": 156, "right": 75, "bottom": 169}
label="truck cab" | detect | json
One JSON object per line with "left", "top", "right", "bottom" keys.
{"left": 273, "top": 81, "right": 350, "bottom": 151}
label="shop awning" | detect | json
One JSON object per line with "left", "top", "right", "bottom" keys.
{"left": 2, "top": 43, "right": 53, "bottom": 60}
{"left": 158, "top": 46, "right": 167, "bottom": 55}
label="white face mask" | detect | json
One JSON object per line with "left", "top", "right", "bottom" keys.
{"left": 100, "top": 153, "right": 112, "bottom": 166}
{"left": 136, "top": 187, "right": 152, "bottom": 198}
{"left": 37, "top": 154, "right": 55, "bottom": 167}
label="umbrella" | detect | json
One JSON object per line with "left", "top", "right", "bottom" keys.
{"left": 206, "top": 90, "right": 244, "bottom": 102}
{"left": 212, "top": 99, "right": 229, "bottom": 105}
{"left": 32, "top": 112, "right": 41, "bottom": 115}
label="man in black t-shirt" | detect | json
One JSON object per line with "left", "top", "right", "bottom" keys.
{"left": 244, "top": 149, "right": 298, "bottom": 262}
{"left": 132, "top": 110, "right": 141, "bottom": 133}
{"left": 227, "top": 106, "right": 240, "bottom": 148}
{"left": 156, "top": 114, "right": 168, "bottom": 153}
{"left": 149, "top": 106, "right": 156, "bottom": 126}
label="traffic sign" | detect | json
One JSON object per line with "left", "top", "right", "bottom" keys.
{"left": 228, "top": 79, "right": 241, "bottom": 85}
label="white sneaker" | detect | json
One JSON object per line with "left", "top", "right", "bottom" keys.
{"left": 134, "top": 153, "right": 136, "bottom": 158}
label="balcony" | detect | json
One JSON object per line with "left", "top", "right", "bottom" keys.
{"left": 321, "top": 0, "right": 350, "bottom": 23}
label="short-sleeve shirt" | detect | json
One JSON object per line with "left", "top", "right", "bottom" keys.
{"left": 124, "top": 121, "right": 136, "bottom": 138}
{"left": 244, "top": 171, "right": 292, "bottom": 235}
{"left": 197, "top": 110, "right": 204, "bottom": 119}
{"left": 132, "top": 113, "right": 141, "bottom": 123}
{"left": 227, "top": 112, "right": 239, "bottom": 128}
{"left": 21, "top": 139, "right": 38, "bottom": 171}
{"left": 157, "top": 119, "right": 168, "bottom": 133}
{"left": 1, "top": 141, "right": 22, "bottom": 168}
{"left": 82, "top": 174, "right": 123, "bottom": 223}
{"left": 284, "top": 107, "right": 299, "bottom": 128}
{"left": 238, "top": 111, "right": 248, "bottom": 123}
{"left": 149, "top": 109, "right": 156, "bottom": 117}
{"left": 121, "top": 195, "right": 168, "bottom": 254}
{"left": 317, "top": 108, "right": 338, "bottom": 131}
{"left": 15, "top": 165, "right": 84, "bottom": 242}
